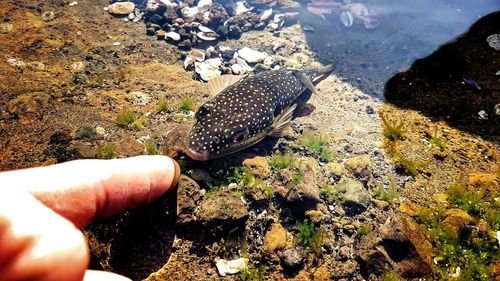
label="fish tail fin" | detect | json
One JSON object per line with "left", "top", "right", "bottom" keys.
{"left": 305, "top": 64, "right": 334, "bottom": 85}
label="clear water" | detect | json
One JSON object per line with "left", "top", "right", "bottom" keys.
{"left": 298, "top": 0, "right": 500, "bottom": 98}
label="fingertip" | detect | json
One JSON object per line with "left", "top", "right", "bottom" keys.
{"left": 172, "top": 159, "right": 181, "bottom": 189}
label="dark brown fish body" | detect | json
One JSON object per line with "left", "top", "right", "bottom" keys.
{"left": 185, "top": 65, "right": 333, "bottom": 161}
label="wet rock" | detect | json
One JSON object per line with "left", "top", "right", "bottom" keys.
{"left": 71, "top": 141, "right": 97, "bottom": 159}
{"left": 207, "top": 3, "right": 230, "bottom": 28}
{"left": 279, "top": 247, "right": 305, "bottom": 271}
{"left": 195, "top": 58, "right": 222, "bottom": 81}
{"left": 178, "top": 39, "right": 193, "bottom": 48}
{"left": 278, "top": 0, "right": 301, "bottom": 11}
{"left": 357, "top": 216, "right": 433, "bottom": 277}
{"left": 323, "top": 162, "right": 347, "bottom": 181}
{"left": 45, "top": 130, "right": 78, "bottom": 162}
{"left": 228, "top": 24, "right": 242, "bottom": 38}
{"left": 274, "top": 157, "right": 321, "bottom": 216}
{"left": 442, "top": 208, "right": 474, "bottom": 238}
{"left": 164, "top": 5, "right": 179, "bottom": 22}
{"left": 108, "top": 2, "right": 135, "bottom": 15}
{"left": 339, "top": 178, "right": 371, "bottom": 215}
{"left": 161, "top": 125, "right": 190, "bottom": 158}
{"left": 339, "top": 246, "right": 352, "bottom": 259}
{"left": 75, "top": 126, "right": 98, "bottom": 141}
{"left": 176, "top": 175, "right": 202, "bottom": 225}
{"left": 7, "top": 92, "right": 50, "bottom": 117}
{"left": 468, "top": 172, "right": 498, "bottom": 189}
{"left": 345, "top": 155, "right": 373, "bottom": 182}
{"left": 263, "top": 223, "right": 288, "bottom": 253}
{"left": 305, "top": 208, "right": 325, "bottom": 223}
{"left": 242, "top": 156, "right": 270, "bottom": 178}
{"left": 116, "top": 137, "right": 144, "bottom": 157}
{"left": 197, "top": 188, "right": 248, "bottom": 231}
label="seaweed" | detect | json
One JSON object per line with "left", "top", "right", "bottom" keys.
{"left": 294, "top": 219, "right": 326, "bottom": 255}
{"left": 144, "top": 139, "right": 158, "bottom": 155}
{"left": 380, "top": 114, "right": 404, "bottom": 142}
{"left": 356, "top": 224, "right": 372, "bottom": 236}
{"left": 269, "top": 152, "right": 295, "bottom": 171}
{"left": 116, "top": 107, "right": 136, "bottom": 127}
{"left": 428, "top": 127, "right": 446, "bottom": 151}
{"left": 240, "top": 264, "right": 267, "bottom": 281}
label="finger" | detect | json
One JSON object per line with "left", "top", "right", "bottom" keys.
{"left": 0, "top": 155, "right": 181, "bottom": 228}
{"left": 0, "top": 189, "right": 88, "bottom": 281}
{"left": 84, "top": 270, "right": 132, "bottom": 281}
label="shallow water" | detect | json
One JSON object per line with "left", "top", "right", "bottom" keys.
{"left": 299, "top": 0, "right": 500, "bottom": 97}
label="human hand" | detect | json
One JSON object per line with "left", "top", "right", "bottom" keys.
{"left": 0, "top": 155, "right": 180, "bottom": 281}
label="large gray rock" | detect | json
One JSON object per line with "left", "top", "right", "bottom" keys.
{"left": 338, "top": 178, "right": 372, "bottom": 215}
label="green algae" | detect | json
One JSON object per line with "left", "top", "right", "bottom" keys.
{"left": 356, "top": 224, "right": 372, "bottom": 236}
{"left": 144, "top": 139, "right": 158, "bottom": 155}
{"left": 415, "top": 181, "right": 499, "bottom": 280}
{"left": 294, "top": 219, "right": 326, "bottom": 255}
{"left": 381, "top": 114, "right": 404, "bottom": 142}
{"left": 156, "top": 96, "right": 169, "bottom": 114}
{"left": 241, "top": 263, "right": 267, "bottom": 281}
{"left": 179, "top": 96, "right": 194, "bottom": 112}
{"left": 96, "top": 143, "right": 118, "bottom": 159}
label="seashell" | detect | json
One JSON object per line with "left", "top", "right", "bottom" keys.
{"left": 259, "top": 8, "right": 273, "bottom": 21}
{"left": 487, "top": 34, "right": 500, "bottom": 51}
{"left": 197, "top": 32, "right": 219, "bottom": 41}
{"left": 166, "top": 31, "right": 181, "bottom": 41}
{"left": 231, "top": 63, "right": 243, "bottom": 75}
{"left": 232, "top": 1, "right": 250, "bottom": 16}
{"left": 235, "top": 57, "right": 253, "bottom": 72}
{"left": 340, "top": 11, "right": 353, "bottom": 28}
{"left": 349, "top": 3, "right": 369, "bottom": 19}
{"left": 198, "top": 25, "right": 216, "bottom": 33}
{"left": 284, "top": 12, "right": 300, "bottom": 21}
{"left": 184, "top": 56, "right": 195, "bottom": 69}
{"left": 197, "top": 0, "right": 212, "bottom": 11}
{"left": 189, "top": 49, "right": 206, "bottom": 62}
{"left": 238, "top": 47, "right": 268, "bottom": 63}
{"left": 181, "top": 6, "right": 198, "bottom": 21}
{"left": 205, "top": 46, "right": 216, "bottom": 57}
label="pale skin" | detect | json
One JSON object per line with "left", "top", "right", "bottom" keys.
{"left": 0, "top": 155, "right": 181, "bottom": 281}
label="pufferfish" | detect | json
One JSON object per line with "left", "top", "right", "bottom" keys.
{"left": 185, "top": 65, "right": 334, "bottom": 161}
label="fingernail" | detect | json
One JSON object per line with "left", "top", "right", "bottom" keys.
{"left": 172, "top": 159, "right": 181, "bottom": 187}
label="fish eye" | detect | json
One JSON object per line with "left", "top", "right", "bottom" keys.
{"left": 213, "top": 136, "right": 220, "bottom": 144}
{"left": 233, "top": 132, "right": 246, "bottom": 143}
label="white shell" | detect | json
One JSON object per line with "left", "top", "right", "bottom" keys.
{"left": 198, "top": 25, "right": 216, "bottom": 33}
{"left": 260, "top": 8, "right": 273, "bottom": 21}
{"left": 197, "top": 0, "right": 212, "bottom": 10}
{"left": 189, "top": 49, "right": 206, "bottom": 62}
{"left": 232, "top": 1, "right": 249, "bottom": 16}
{"left": 340, "top": 11, "right": 353, "bottom": 28}
{"left": 237, "top": 47, "right": 268, "bottom": 64}
{"left": 197, "top": 32, "right": 219, "bottom": 41}
{"left": 166, "top": 31, "right": 181, "bottom": 41}
{"left": 215, "top": 258, "right": 246, "bottom": 276}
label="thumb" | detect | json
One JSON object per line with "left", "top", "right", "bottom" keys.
{"left": 0, "top": 189, "right": 88, "bottom": 281}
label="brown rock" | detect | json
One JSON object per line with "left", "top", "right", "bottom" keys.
{"left": 108, "top": 2, "right": 135, "bottom": 15}
{"left": 197, "top": 188, "right": 248, "bottom": 229}
{"left": 357, "top": 216, "right": 433, "bottom": 277}
{"left": 344, "top": 155, "right": 372, "bottom": 182}
{"left": 468, "top": 172, "right": 499, "bottom": 189}
{"left": 274, "top": 158, "right": 321, "bottom": 216}
{"left": 322, "top": 162, "right": 347, "bottom": 180}
{"left": 7, "top": 92, "right": 50, "bottom": 116}
{"left": 176, "top": 175, "right": 202, "bottom": 225}
{"left": 263, "top": 223, "right": 288, "bottom": 252}
{"left": 243, "top": 156, "right": 270, "bottom": 178}
{"left": 442, "top": 208, "right": 474, "bottom": 237}
{"left": 116, "top": 137, "right": 143, "bottom": 157}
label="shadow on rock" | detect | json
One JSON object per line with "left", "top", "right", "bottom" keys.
{"left": 384, "top": 11, "right": 500, "bottom": 138}
{"left": 85, "top": 191, "right": 177, "bottom": 281}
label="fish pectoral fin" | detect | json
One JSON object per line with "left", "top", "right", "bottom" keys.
{"left": 268, "top": 104, "right": 297, "bottom": 137}
{"left": 292, "top": 70, "right": 317, "bottom": 95}
{"left": 207, "top": 75, "right": 245, "bottom": 96}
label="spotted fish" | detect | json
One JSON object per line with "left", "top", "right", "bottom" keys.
{"left": 185, "top": 65, "right": 334, "bottom": 161}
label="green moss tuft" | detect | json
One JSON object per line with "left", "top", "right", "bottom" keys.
{"left": 157, "top": 96, "right": 170, "bottom": 114}
{"left": 144, "top": 139, "right": 158, "bottom": 155}
{"left": 179, "top": 96, "right": 194, "bottom": 112}
{"left": 240, "top": 264, "right": 266, "bottom": 281}
{"left": 116, "top": 107, "right": 136, "bottom": 127}
{"left": 295, "top": 219, "right": 326, "bottom": 255}
{"left": 356, "top": 224, "right": 372, "bottom": 236}
{"left": 395, "top": 154, "right": 418, "bottom": 177}
{"left": 269, "top": 152, "right": 295, "bottom": 171}
{"left": 429, "top": 127, "right": 446, "bottom": 151}
{"left": 380, "top": 271, "right": 404, "bottom": 281}
{"left": 381, "top": 114, "right": 404, "bottom": 142}
{"left": 96, "top": 143, "right": 118, "bottom": 159}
